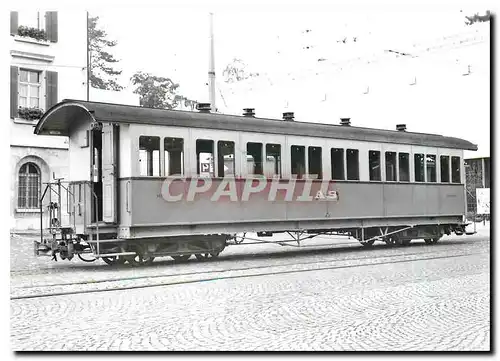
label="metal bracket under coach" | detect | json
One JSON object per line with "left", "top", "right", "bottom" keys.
{"left": 33, "top": 100, "right": 477, "bottom": 266}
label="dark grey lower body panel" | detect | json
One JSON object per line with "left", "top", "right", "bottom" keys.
{"left": 118, "top": 215, "right": 463, "bottom": 239}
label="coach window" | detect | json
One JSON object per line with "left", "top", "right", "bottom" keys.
{"left": 414, "top": 154, "right": 425, "bottom": 182}
{"left": 164, "top": 137, "right": 184, "bottom": 176}
{"left": 266, "top": 144, "right": 281, "bottom": 178}
{"left": 440, "top": 155, "right": 450, "bottom": 182}
{"left": 196, "top": 139, "right": 214, "bottom": 177}
{"left": 451, "top": 156, "right": 461, "bottom": 183}
{"left": 247, "top": 142, "right": 263, "bottom": 176}
{"left": 139, "top": 136, "right": 160, "bottom": 176}
{"left": 331, "top": 148, "right": 344, "bottom": 180}
{"left": 346, "top": 149, "right": 359, "bottom": 180}
{"left": 385, "top": 152, "right": 397, "bottom": 181}
{"left": 218, "top": 141, "right": 235, "bottom": 177}
{"left": 399, "top": 153, "right": 410, "bottom": 182}
{"left": 308, "top": 146, "right": 322, "bottom": 179}
{"left": 426, "top": 154, "right": 437, "bottom": 182}
{"left": 291, "top": 145, "right": 306, "bottom": 179}
{"left": 369, "top": 151, "right": 381, "bottom": 181}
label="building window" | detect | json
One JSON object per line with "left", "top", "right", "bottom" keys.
{"left": 291, "top": 145, "right": 306, "bottom": 179}
{"left": 346, "top": 149, "right": 359, "bottom": 180}
{"left": 266, "top": 144, "right": 281, "bottom": 178}
{"left": 196, "top": 139, "right": 214, "bottom": 177}
{"left": 399, "top": 153, "right": 410, "bottom": 182}
{"left": 19, "top": 69, "right": 41, "bottom": 109}
{"left": 385, "top": 152, "right": 397, "bottom": 181}
{"left": 19, "top": 12, "right": 42, "bottom": 29}
{"left": 18, "top": 162, "right": 40, "bottom": 209}
{"left": 139, "top": 136, "right": 160, "bottom": 176}
{"left": 308, "top": 146, "right": 322, "bottom": 179}
{"left": 451, "top": 156, "right": 461, "bottom": 183}
{"left": 426, "top": 154, "right": 437, "bottom": 182}
{"left": 164, "top": 137, "right": 184, "bottom": 176}
{"left": 369, "top": 150, "right": 381, "bottom": 181}
{"left": 218, "top": 141, "right": 235, "bottom": 177}
{"left": 440, "top": 155, "right": 450, "bottom": 182}
{"left": 414, "top": 154, "right": 425, "bottom": 182}
{"left": 331, "top": 148, "right": 344, "bottom": 180}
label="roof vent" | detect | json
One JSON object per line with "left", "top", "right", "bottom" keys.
{"left": 396, "top": 124, "right": 407, "bottom": 131}
{"left": 283, "top": 112, "right": 294, "bottom": 121}
{"left": 243, "top": 108, "right": 255, "bottom": 117}
{"left": 196, "top": 103, "right": 211, "bottom": 113}
{"left": 340, "top": 118, "right": 351, "bottom": 126}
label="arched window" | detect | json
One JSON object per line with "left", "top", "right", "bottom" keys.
{"left": 18, "top": 162, "right": 41, "bottom": 209}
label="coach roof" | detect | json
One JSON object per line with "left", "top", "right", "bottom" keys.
{"left": 35, "top": 100, "right": 477, "bottom": 151}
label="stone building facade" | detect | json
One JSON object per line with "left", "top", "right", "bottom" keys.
{"left": 10, "top": 11, "right": 88, "bottom": 231}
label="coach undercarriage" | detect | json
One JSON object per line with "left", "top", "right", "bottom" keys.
{"left": 34, "top": 220, "right": 469, "bottom": 266}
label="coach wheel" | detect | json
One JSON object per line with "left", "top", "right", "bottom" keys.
{"left": 171, "top": 254, "right": 191, "bottom": 262}
{"left": 77, "top": 253, "right": 97, "bottom": 263}
{"left": 424, "top": 237, "right": 440, "bottom": 245}
{"left": 123, "top": 244, "right": 154, "bottom": 266}
{"left": 360, "top": 240, "right": 375, "bottom": 247}
{"left": 102, "top": 256, "right": 126, "bottom": 266}
{"left": 195, "top": 252, "right": 220, "bottom": 261}
{"left": 384, "top": 238, "right": 396, "bottom": 246}
{"left": 125, "top": 254, "right": 155, "bottom": 266}
{"left": 398, "top": 239, "right": 412, "bottom": 246}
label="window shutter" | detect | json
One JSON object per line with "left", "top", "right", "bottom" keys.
{"left": 11, "top": 66, "right": 18, "bottom": 119}
{"left": 10, "top": 12, "right": 18, "bottom": 36}
{"left": 45, "top": 71, "right": 58, "bottom": 109}
{"left": 45, "top": 12, "right": 58, "bottom": 42}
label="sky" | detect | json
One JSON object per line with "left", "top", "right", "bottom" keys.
{"left": 90, "top": 3, "right": 491, "bottom": 157}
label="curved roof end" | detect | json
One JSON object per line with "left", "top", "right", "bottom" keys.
{"left": 34, "top": 101, "right": 95, "bottom": 136}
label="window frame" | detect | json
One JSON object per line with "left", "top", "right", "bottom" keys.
{"left": 426, "top": 154, "right": 437, "bottom": 183}
{"left": 385, "top": 151, "right": 397, "bottom": 182}
{"left": 346, "top": 148, "right": 359, "bottom": 181}
{"left": 398, "top": 153, "right": 410, "bottom": 182}
{"left": 369, "top": 150, "right": 382, "bottom": 181}
{"left": 217, "top": 140, "right": 235, "bottom": 177}
{"left": 307, "top": 146, "right": 323, "bottom": 180}
{"left": 290, "top": 145, "right": 306, "bottom": 179}
{"left": 18, "top": 162, "right": 41, "bottom": 209}
{"left": 19, "top": 68, "right": 42, "bottom": 109}
{"left": 451, "top": 156, "right": 461, "bottom": 183}
{"left": 330, "top": 148, "right": 345, "bottom": 180}
{"left": 164, "top": 137, "right": 184, "bottom": 176}
{"left": 414, "top": 153, "right": 425, "bottom": 182}
{"left": 246, "top": 142, "right": 264, "bottom": 177}
{"left": 440, "top": 155, "right": 450, "bottom": 183}
{"left": 19, "top": 11, "right": 44, "bottom": 30}
{"left": 265, "top": 143, "right": 282, "bottom": 178}
{"left": 196, "top": 139, "right": 215, "bottom": 177}
{"left": 139, "top": 135, "right": 161, "bottom": 177}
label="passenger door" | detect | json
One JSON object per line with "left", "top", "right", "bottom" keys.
{"left": 101, "top": 123, "right": 118, "bottom": 223}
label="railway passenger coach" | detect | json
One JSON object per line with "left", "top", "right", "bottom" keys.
{"left": 33, "top": 100, "right": 477, "bottom": 266}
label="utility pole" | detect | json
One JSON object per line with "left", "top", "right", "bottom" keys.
{"left": 86, "top": 11, "right": 90, "bottom": 101}
{"left": 208, "top": 12, "right": 216, "bottom": 112}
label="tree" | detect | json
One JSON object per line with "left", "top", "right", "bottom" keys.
{"left": 465, "top": 10, "right": 492, "bottom": 25}
{"left": 130, "top": 71, "right": 197, "bottom": 110}
{"left": 223, "top": 58, "right": 259, "bottom": 83}
{"left": 88, "top": 16, "right": 123, "bottom": 91}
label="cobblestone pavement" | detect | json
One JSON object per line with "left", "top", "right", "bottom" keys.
{"left": 10, "top": 229, "right": 490, "bottom": 351}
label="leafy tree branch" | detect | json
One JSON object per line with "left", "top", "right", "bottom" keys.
{"left": 88, "top": 16, "right": 123, "bottom": 91}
